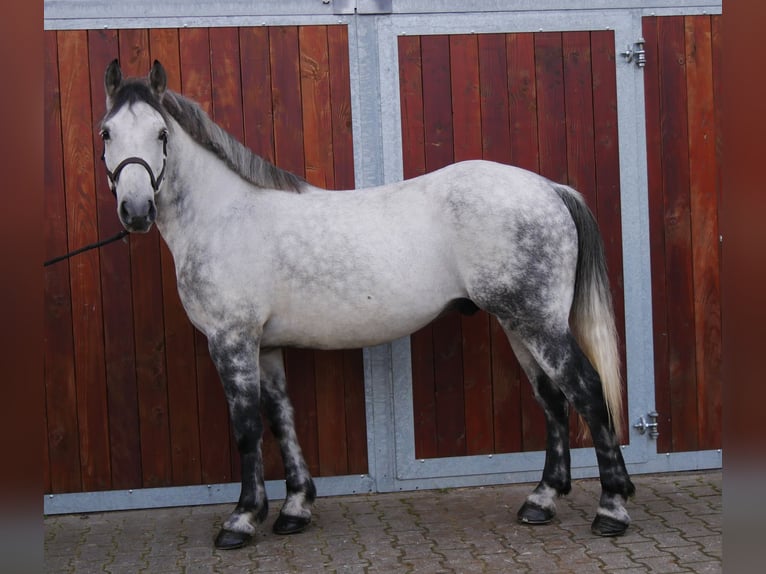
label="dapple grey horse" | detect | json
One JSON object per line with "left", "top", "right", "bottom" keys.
{"left": 99, "top": 60, "right": 634, "bottom": 549}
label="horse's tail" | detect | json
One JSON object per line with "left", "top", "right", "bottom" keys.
{"left": 553, "top": 184, "right": 624, "bottom": 440}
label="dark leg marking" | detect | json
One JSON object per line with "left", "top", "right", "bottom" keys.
{"left": 527, "top": 330, "right": 634, "bottom": 536}
{"left": 504, "top": 327, "right": 571, "bottom": 525}
{"left": 260, "top": 349, "right": 316, "bottom": 535}
{"left": 208, "top": 331, "right": 266, "bottom": 550}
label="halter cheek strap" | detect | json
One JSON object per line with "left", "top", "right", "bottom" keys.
{"left": 102, "top": 134, "right": 168, "bottom": 196}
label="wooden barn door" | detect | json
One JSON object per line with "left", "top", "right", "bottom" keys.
{"left": 643, "top": 15, "right": 723, "bottom": 454}
{"left": 399, "top": 30, "right": 628, "bottom": 461}
{"left": 43, "top": 25, "right": 368, "bottom": 496}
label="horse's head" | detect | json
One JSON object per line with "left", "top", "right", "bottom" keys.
{"left": 100, "top": 59, "right": 169, "bottom": 233}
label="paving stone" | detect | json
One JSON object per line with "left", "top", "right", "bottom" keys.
{"left": 44, "top": 470, "right": 722, "bottom": 574}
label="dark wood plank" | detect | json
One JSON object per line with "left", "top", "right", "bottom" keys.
{"left": 300, "top": 26, "right": 335, "bottom": 189}
{"left": 658, "top": 16, "right": 698, "bottom": 452}
{"left": 343, "top": 349, "right": 368, "bottom": 474}
{"left": 58, "top": 30, "right": 112, "bottom": 491}
{"left": 710, "top": 14, "right": 724, "bottom": 450}
{"left": 563, "top": 30, "right": 597, "bottom": 447}
{"left": 314, "top": 350, "right": 349, "bottom": 476}
{"left": 149, "top": 27, "right": 204, "bottom": 486}
{"left": 422, "top": 34, "right": 465, "bottom": 457}
{"left": 328, "top": 25, "right": 355, "bottom": 191}
{"left": 398, "top": 36, "right": 427, "bottom": 181}
{"left": 642, "top": 17, "right": 672, "bottom": 454}
{"left": 449, "top": 34, "right": 482, "bottom": 163}
{"left": 506, "top": 33, "right": 539, "bottom": 172}
{"left": 478, "top": 34, "right": 511, "bottom": 165}
{"left": 398, "top": 35, "right": 437, "bottom": 459}
{"left": 271, "top": 26, "right": 306, "bottom": 176}
{"left": 449, "top": 34, "right": 493, "bottom": 455}
{"left": 240, "top": 27, "right": 276, "bottom": 162}
{"left": 534, "top": 32, "right": 567, "bottom": 184}
{"left": 684, "top": 16, "right": 722, "bottom": 450}
{"left": 590, "top": 30, "right": 629, "bottom": 441}
{"left": 179, "top": 27, "right": 233, "bottom": 483}
{"left": 87, "top": 28, "right": 143, "bottom": 489}
{"left": 44, "top": 30, "right": 82, "bottom": 493}
{"left": 118, "top": 28, "right": 173, "bottom": 487}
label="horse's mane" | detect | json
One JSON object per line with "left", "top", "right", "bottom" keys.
{"left": 161, "top": 89, "right": 307, "bottom": 192}
{"left": 107, "top": 80, "right": 307, "bottom": 193}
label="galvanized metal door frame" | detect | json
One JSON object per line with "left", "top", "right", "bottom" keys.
{"left": 356, "top": 4, "right": 723, "bottom": 494}
{"left": 43, "top": 0, "right": 722, "bottom": 514}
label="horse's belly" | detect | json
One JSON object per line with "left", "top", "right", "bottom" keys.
{"left": 261, "top": 297, "right": 450, "bottom": 349}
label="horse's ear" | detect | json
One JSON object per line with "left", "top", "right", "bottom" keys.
{"left": 104, "top": 59, "right": 122, "bottom": 109}
{"left": 149, "top": 60, "right": 167, "bottom": 100}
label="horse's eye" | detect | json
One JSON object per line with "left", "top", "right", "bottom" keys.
{"left": 100, "top": 129, "right": 110, "bottom": 141}
{"left": 159, "top": 129, "right": 168, "bottom": 142}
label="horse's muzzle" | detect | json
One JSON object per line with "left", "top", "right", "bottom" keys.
{"left": 119, "top": 198, "right": 157, "bottom": 233}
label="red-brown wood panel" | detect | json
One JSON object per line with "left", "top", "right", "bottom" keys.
{"left": 44, "top": 30, "right": 82, "bottom": 494}
{"left": 150, "top": 27, "right": 204, "bottom": 486}
{"left": 87, "top": 29, "right": 144, "bottom": 490}
{"left": 58, "top": 30, "right": 112, "bottom": 491}
{"left": 403, "top": 30, "right": 626, "bottom": 458}
{"left": 684, "top": 16, "right": 722, "bottom": 451}
{"left": 644, "top": 15, "right": 722, "bottom": 452}
{"left": 660, "top": 16, "right": 698, "bottom": 453}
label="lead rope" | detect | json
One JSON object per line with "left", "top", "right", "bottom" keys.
{"left": 43, "top": 229, "right": 129, "bottom": 267}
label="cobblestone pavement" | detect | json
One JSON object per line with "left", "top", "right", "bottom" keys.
{"left": 44, "top": 470, "right": 721, "bottom": 573}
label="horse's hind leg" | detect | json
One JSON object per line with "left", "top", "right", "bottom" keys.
{"left": 260, "top": 349, "right": 316, "bottom": 535}
{"left": 207, "top": 331, "right": 268, "bottom": 550}
{"left": 503, "top": 322, "right": 634, "bottom": 536}
{"left": 501, "top": 324, "right": 572, "bottom": 525}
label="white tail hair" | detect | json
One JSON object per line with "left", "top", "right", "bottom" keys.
{"left": 554, "top": 185, "right": 624, "bottom": 440}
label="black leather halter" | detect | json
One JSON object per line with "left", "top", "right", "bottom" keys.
{"left": 102, "top": 132, "right": 168, "bottom": 196}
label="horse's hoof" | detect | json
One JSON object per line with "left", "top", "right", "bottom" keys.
{"left": 517, "top": 501, "right": 555, "bottom": 525}
{"left": 591, "top": 514, "right": 629, "bottom": 537}
{"left": 214, "top": 529, "right": 252, "bottom": 550}
{"left": 273, "top": 513, "right": 311, "bottom": 535}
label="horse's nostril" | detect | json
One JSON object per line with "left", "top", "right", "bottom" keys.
{"left": 148, "top": 201, "right": 157, "bottom": 221}
{"left": 119, "top": 200, "right": 130, "bottom": 221}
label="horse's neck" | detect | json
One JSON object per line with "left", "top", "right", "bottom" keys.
{"left": 155, "top": 125, "right": 246, "bottom": 255}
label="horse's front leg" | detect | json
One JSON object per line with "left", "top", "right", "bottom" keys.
{"left": 260, "top": 349, "right": 316, "bottom": 535}
{"left": 208, "top": 331, "right": 267, "bottom": 550}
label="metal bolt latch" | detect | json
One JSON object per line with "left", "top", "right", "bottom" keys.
{"left": 634, "top": 411, "right": 660, "bottom": 439}
{"left": 621, "top": 38, "right": 646, "bottom": 68}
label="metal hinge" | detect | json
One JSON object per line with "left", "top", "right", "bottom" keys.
{"left": 621, "top": 38, "right": 646, "bottom": 68}
{"left": 634, "top": 411, "right": 659, "bottom": 439}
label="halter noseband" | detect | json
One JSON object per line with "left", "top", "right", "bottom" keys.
{"left": 102, "top": 132, "right": 168, "bottom": 196}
